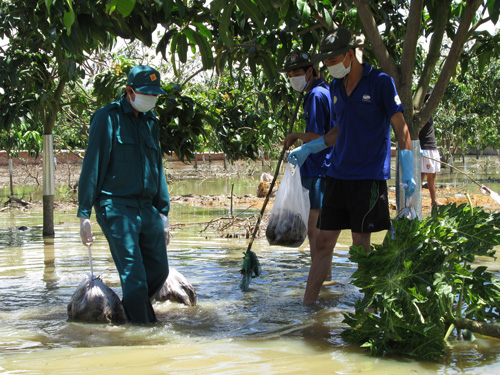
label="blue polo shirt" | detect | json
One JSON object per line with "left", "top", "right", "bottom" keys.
{"left": 328, "top": 64, "right": 404, "bottom": 180}
{"left": 301, "top": 78, "right": 334, "bottom": 178}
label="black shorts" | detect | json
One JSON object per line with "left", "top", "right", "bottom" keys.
{"left": 318, "top": 177, "right": 391, "bottom": 233}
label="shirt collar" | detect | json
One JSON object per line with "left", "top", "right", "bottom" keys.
{"left": 305, "top": 78, "right": 326, "bottom": 96}
{"left": 120, "top": 94, "right": 135, "bottom": 115}
{"left": 362, "top": 63, "right": 373, "bottom": 77}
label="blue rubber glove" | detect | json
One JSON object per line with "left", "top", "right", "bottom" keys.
{"left": 287, "top": 137, "right": 328, "bottom": 167}
{"left": 399, "top": 149, "right": 416, "bottom": 198}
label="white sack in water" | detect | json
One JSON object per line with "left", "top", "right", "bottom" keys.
{"left": 156, "top": 268, "right": 197, "bottom": 306}
{"left": 67, "top": 275, "right": 126, "bottom": 324}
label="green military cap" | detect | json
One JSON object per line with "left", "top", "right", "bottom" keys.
{"left": 127, "top": 65, "right": 167, "bottom": 95}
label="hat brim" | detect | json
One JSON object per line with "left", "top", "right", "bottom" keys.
{"left": 134, "top": 85, "right": 167, "bottom": 95}
{"left": 312, "top": 46, "right": 352, "bottom": 63}
{"left": 279, "top": 61, "right": 313, "bottom": 73}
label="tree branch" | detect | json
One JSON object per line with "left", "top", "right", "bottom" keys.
{"left": 353, "top": 0, "right": 398, "bottom": 83}
{"left": 455, "top": 318, "right": 500, "bottom": 340}
{"left": 414, "top": 0, "right": 452, "bottom": 117}
{"left": 416, "top": 0, "right": 483, "bottom": 134}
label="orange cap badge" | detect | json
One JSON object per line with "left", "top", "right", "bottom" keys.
{"left": 150, "top": 73, "right": 157, "bottom": 81}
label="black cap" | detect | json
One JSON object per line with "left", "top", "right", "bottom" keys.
{"left": 281, "top": 50, "right": 312, "bottom": 73}
{"left": 313, "top": 28, "right": 364, "bottom": 62}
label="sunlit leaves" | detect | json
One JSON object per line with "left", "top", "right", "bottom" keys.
{"left": 343, "top": 204, "right": 500, "bottom": 359}
{"left": 105, "top": 0, "right": 137, "bottom": 17}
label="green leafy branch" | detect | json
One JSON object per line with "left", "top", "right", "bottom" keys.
{"left": 342, "top": 203, "right": 500, "bottom": 359}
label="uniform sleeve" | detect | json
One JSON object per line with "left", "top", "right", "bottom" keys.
{"left": 77, "top": 108, "right": 113, "bottom": 219}
{"left": 152, "top": 125, "right": 170, "bottom": 216}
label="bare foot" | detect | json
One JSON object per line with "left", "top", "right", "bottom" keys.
{"left": 432, "top": 201, "right": 444, "bottom": 206}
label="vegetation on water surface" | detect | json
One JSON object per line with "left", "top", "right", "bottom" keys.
{"left": 343, "top": 203, "right": 500, "bottom": 359}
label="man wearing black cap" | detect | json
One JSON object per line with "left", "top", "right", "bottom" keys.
{"left": 77, "top": 65, "right": 170, "bottom": 324}
{"left": 281, "top": 50, "right": 333, "bottom": 274}
{"left": 288, "top": 28, "right": 416, "bottom": 304}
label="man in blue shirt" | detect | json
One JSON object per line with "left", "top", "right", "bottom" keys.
{"left": 288, "top": 28, "right": 416, "bottom": 304}
{"left": 281, "top": 50, "right": 333, "bottom": 276}
{"left": 78, "top": 65, "right": 171, "bottom": 324}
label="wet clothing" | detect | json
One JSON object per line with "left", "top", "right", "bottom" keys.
{"left": 301, "top": 78, "right": 334, "bottom": 178}
{"left": 319, "top": 178, "right": 390, "bottom": 233}
{"left": 301, "top": 176, "right": 326, "bottom": 210}
{"left": 300, "top": 78, "right": 333, "bottom": 212}
{"left": 320, "top": 63, "right": 403, "bottom": 233}
{"left": 328, "top": 64, "right": 404, "bottom": 181}
{"left": 77, "top": 94, "right": 170, "bottom": 324}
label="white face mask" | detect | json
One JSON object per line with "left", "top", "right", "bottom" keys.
{"left": 289, "top": 75, "right": 308, "bottom": 92}
{"left": 327, "top": 54, "right": 352, "bottom": 79}
{"left": 130, "top": 89, "right": 158, "bottom": 112}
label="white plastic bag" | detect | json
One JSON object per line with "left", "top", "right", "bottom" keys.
{"left": 266, "top": 163, "right": 310, "bottom": 247}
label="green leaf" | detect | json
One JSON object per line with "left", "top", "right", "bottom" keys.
{"left": 235, "top": 0, "right": 266, "bottom": 29}
{"left": 175, "top": 0, "right": 187, "bottom": 18}
{"left": 63, "top": 10, "right": 75, "bottom": 36}
{"left": 210, "top": 0, "right": 226, "bottom": 13}
{"left": 253, "top": 0, "right": 273, "bottom": 13}
{"left": 177, "top": 33, "right": 188, "bottom": 63}
{"left": 105, "top": 0, "right": 136, "bottom": 16}
{"left": 258, "top": 54, "right": 276, "bottom": 82}
{"left": 343, "top": 204, "right": 500, "bottom": 359}
{"left": 45, "top": 0, "right": 54, "bottom": 15}
{"left": 192, "top": 32, "right": 214, "bottom": 69}
{"left": 280, "top": 0, "right": 291, "bottom": 18}
{"left": 116, "top": 0, "right": 136, "bottom": 17}
{"left": 488, "top": 0, "right": 500, "bottom": 24}
{"left": 193, "top": 22, "right": 212, "bottom": 39}
{"left": 156, "top": 29, "right": 177, "bottom": 62}
{"left": 220, "top": 1, "right": 235, "bottom": 48}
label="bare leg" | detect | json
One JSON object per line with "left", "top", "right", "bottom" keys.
{"left": 421, "top": 173, "right": 427, "bottom": 184}
{"left": 352, "top": 232, "right": 371, "bottom": 253}
{"left": 307, "top": 209, "right": 331, "bottom": 280}
{"left": 303, "top": 229, "right": 340, "bottom": 304}
{"left": 426, "top": 173, "right": 443, "bottom": 206}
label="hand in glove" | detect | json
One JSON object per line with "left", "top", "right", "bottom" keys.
{"left": 287, "top": 137, "right": 328, "bottom": 167}
{"left": 399, "top": 149, "right": 416, "bottom": 198}
{"left": 79, "top": 218, "right": 94, "bottom": 246}
{"left": 160, "top": 213, "right": 170, "bottom": 246}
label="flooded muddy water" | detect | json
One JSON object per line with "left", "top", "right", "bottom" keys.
{"left": 0, "top": 157, "right": 500, "bottom": 374}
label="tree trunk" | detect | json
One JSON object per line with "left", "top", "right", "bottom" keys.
{"left": 43, "top": 194, "right": 55, "bottom": 236}
{"left": 9, "top": 156, "right": 14, "bottom": 196}
{"left": 42, "top": 134, "right": 55, "bottom": 237}
{"left": 455, "top": 318, "right": 500, "bottom": 340}
{"left": 42, "top": 76, "right": 67, "bottom": 237}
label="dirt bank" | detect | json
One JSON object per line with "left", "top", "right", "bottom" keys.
{"left": 1, "top": 160, "right": 499, "bottom": 215}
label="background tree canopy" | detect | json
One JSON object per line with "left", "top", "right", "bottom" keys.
{"left": 1, "top": 0, "right": 499, "bottom": 156}
{"left": 0, "top": 0, "right": 499, "bottom": 233}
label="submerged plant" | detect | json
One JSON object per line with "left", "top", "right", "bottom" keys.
{"left": 342, "top": 203, "right": 500, "bottom": 360}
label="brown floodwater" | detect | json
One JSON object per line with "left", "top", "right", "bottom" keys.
{"left": 0, "top": 157, "right": 500, "bottom": 374}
